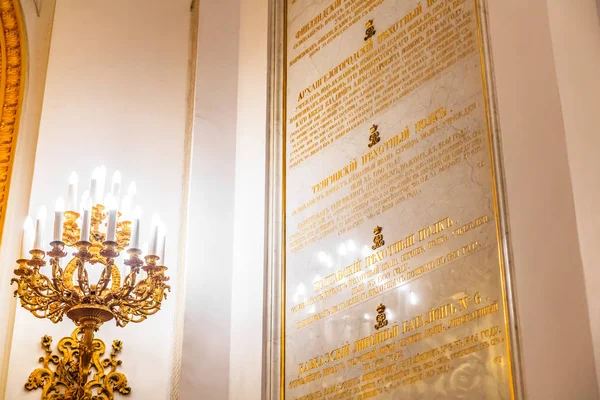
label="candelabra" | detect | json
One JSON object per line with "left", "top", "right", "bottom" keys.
{"left": 11, "top": 168, "right": 170, "bottom": 400}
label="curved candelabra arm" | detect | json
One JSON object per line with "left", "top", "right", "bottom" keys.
{"left": 12, "top": 283, "right": 66, "bottom": 323}
{"left": 96, "top": 262, "right": 114, "bottom": 298}
{"left": 119, "top": 248, "right": 144, "bottom": 298}
{"left": 77, "top": 260, "right": 90, "bottom": 296}
{"left": 50, "top": 258, "right": 65, "bottom": 290}
{"left": 105, "top": 254, "right": 170, "bottom": 327}
{"left": 115, "top": 274, "right": 171, "bottom": 326}
{"left": 97, "top": 241, "right": 119, "bottom": 297}
{"left": 48, "top": 241, "right": 68, "bottom": 295}
{"left": 30, "top": 274, "right": 59, "bottom": 300}
{"left": 74, "top": 241, "right": 93, "bottom": 296}
{"left": 12, "top": 247, "right": 81, "bottom": 324}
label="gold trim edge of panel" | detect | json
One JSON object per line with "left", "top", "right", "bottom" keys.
{"left": 281, "top": 0, "right": 288, "bottom": 398}
{"left": 474, "top": 0, "right": 523, "bottom": 398}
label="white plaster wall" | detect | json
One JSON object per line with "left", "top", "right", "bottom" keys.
{"left": 228, "top": 0, "right": 270, "bottom": 397}
{"left": 177, "top": 0, "right": 241, "bottom": 398}
{"left": 4, "top": 0, "right": 192, "bottom": 398}
{"left": 487, "top": 0, "right": 599, "bottom": 398}
{"left": 545, "top": 0, "right": 600, "bottom": 391}
{"left": 0, "top": 0, "right": 56, "bottom": 396}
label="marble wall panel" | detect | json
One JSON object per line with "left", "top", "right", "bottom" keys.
{"left": 282, "top": 0, "right": 519, "bottom": 398}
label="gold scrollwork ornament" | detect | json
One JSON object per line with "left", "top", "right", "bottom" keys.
{"left": 25, "top": 328, "right": 131, "bottom": 400}
{"left": 62, "top": 211, "right": 81, "bottom": 246}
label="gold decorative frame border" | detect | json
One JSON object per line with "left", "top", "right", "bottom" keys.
{"left": 0, "top": 0, "right": 26, "bottom": 246}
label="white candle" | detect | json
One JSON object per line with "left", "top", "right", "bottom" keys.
{"left": 80, "top": 196, "right": 92, "bottom": 242}
{"left": 89, "top": 168, "right": 99, "bottom": 206}
{"left": 53, "top": 197, "right": 65, "bottom": 242}
{"left": 130, "top": 206, "right": 142, "bottom": 249}
{"left": 80, "top": 190, "right": 90, "bottom": 212}
{"left": 21, "top": 216, "right": 34, "bottom": 258}
{"left": 158, "top": 223, "right": 166, "bottom": 265}
{"left": 120, "top": 194, "right": 133, "bottom": 221}
{"left": 66, "top": 171, "right": 78, "bottom": 211}
{"left": 149, "top": 213, "right": 160, "bottom": 255}
{"left": 105, "top": 194, "right": 118, "bottom": 242}
{"left": 97, "top": 166, "right": 106, "bottom": 204}
{"left": 127, "top": 181, "right": 137, "bottom": 197}
{"left": 121, "top": 181, "right": 136, "bottom": 220}
{"left": 34, "top": 206, "right": 47, "bottom": 249}
{"left": 111, "top": 171, "right": 122, "bottom": 200}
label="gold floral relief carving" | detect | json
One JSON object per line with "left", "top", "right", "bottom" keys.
{"left": 0, "top": 0, "right": 25, "bottom": 246}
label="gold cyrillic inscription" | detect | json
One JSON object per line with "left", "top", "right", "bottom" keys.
{"left": 288, "top": 1, "right": 476, "bottom": 168}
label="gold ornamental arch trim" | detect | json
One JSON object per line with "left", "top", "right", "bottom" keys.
{"left": 0, "top": 0, "right": 25, "bottom": 245}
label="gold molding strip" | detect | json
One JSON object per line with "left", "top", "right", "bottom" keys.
{"left": 0, "top": 0, "right": 26, "bottom": 247}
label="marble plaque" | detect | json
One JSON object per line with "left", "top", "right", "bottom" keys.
{"left": 283, "top": 0, "right": 518, "bottom": 399}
